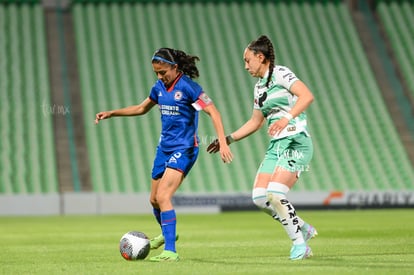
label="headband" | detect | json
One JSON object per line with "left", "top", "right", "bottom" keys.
{"left": 152, "top": 55, "right": 176, "bottom": 65}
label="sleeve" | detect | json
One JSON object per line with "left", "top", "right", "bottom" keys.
{"left": 275, "top": 66, "right": 299, "bottom": 90}
{"left": 148, "top": 84, "right": 158, "bottom": 103}
{"left": 186, "top": 81, "right": 213, "bottom": 111}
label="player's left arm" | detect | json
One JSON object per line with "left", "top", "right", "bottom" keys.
{"left": 268, "top": 80, "right": 314, "bottom": 136}
{"left": 201, "top": 102, "right": 233, "bottom": 164}
{"left": 287, "top": 80, "right": 314, "bottom": 118}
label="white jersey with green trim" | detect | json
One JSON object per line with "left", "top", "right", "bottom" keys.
{"left": 253, "top": 65, "right": 310, "bottom": 140}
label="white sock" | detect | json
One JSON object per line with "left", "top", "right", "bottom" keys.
{"left": 252, "top": 187, "right": 280, "bottom": 221}
{"left": 267, "top": 182, "right": 304, "bottom": 245}
{"left": 296, "top": 216, "right": 305, "bottom": 228}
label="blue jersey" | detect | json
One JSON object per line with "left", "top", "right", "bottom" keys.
{"left": 149, "top": 74, "right": 203, "bottom": 151}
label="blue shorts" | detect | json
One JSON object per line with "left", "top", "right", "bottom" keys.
{"left": 151, "top": 147, "right": 199, "bottom": 180}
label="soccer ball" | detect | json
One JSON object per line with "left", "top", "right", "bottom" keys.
{"left": 119, "top": 231, "right": 150, "bottom": 260}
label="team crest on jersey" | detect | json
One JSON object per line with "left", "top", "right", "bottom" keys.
{"left": 174, "top": 91, "right": 183, "bottom": 101}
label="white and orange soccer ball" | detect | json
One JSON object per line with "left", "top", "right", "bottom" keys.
{"left": 119, "top": 231, "right": 150, "bottom": 260}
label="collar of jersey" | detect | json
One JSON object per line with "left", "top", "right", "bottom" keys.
{"left": 166, "top": 73, "right": 183, "bottom": 92}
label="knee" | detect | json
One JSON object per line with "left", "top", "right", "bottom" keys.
{"left": 155, "top": 192, "right": 169, "bottom": 206}
{"left": 149, "top": 191, "right": 159, "bottom": 208}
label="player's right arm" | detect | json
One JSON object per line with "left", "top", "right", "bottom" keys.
{"left": 95, "top": 97, "right": 156, "bottom": 124}
{"left": 207, "top": 109, "right": 264, "bottom": 153}
{"left": 229, "top": 109, "right": 265, "bottom": 142}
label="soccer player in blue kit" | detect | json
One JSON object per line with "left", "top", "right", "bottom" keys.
{"left": 95, "top": 48, "right": 233, "bottom": 262}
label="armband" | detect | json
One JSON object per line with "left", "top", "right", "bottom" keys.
{"left": 192, "top": 93, "right": 213, "bottom": 111}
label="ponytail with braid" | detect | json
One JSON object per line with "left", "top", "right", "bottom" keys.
{"left": 152, "top": 48, "right": 200, "bottom": 79}
{"left": 247, "top": 35, "right": 275, "bottom": 88}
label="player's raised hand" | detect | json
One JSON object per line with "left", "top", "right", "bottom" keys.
{"left": 95, "top": 111, "right": 112, "bottom": 124}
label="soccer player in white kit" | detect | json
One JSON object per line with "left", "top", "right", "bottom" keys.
{"left": 208, "top": 35, "right": 317, "bottom": 260}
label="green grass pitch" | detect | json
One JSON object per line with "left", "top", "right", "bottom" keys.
{"left": 1, "top": 209, "right": 413, "bottom": 274}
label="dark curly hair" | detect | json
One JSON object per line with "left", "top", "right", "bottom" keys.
{"left": 152, "top": 48, "right": 200, "bottom": 79}
{"left": 247, "top": 35, "right": 275, "bottom": 88}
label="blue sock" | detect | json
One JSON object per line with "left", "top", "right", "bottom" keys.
{"left": 161, "top": 209, "right": 177, "bottom": 252}
{"left": 153, "top": 208, "right": 161, "bottom": 226}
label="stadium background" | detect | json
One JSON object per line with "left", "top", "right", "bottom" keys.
{"left": 0, "top": 0, "right": 413, "bottom": 215}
